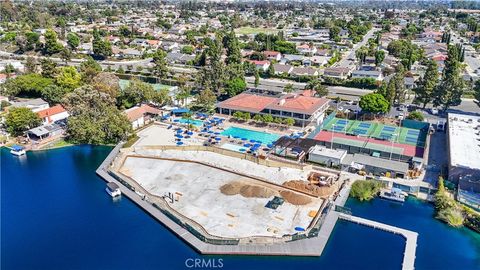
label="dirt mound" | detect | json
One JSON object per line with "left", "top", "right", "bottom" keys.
{"left": 220, "top": 182, "right": 276, "bottom": 198}
{"left": 280, "top": 190, "right": 311, "bottom": 205}
{"left": 240, "top": 185, "right": 276, "bottom": 198}
{"left": 220, "top": 182, "right": 242, "bottom": 195}
{"left": 283, "top": 180, "right": 336, "bottom": 197}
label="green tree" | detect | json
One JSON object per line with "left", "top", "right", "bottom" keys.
{"left": 91, "top": 72, "right": 120, "bottom": 98}
{"left": 225, "top": 77, "right": 246, "bottom": 97}
{"left": 414, "top": 60, "right": 439, "bottom": 108}
{"left": 0, "top": 74, "right": 53, "bottom": 97}
{"left": 152, "top": 49, "right": 168, "bottom": 80}
{"left": 308, "top": 79, "right": 329, "bottom": 97}
{"left": 67, "top": 32, "right": 80, "bottom": 51}
{"left": 267, "top": 62, "right": 275, "bottom": 77}
{"left": 3, "top": 63, "right": 15, "bottom": 75}
{"left": 433, "top": 45, "right": 467, "bottom": 110}
{"left": 374, "top": 50, "right": 385, "bottom": 66}
{"left": 232, "top": 111, "right": 243, "bottom": 120}
{"left": 284, "top": 83, "right": 294, "bottom": 93}
{"left": 92, "top": 29, "right": 112, "bottom": 60}
{"left": 253, "top": 114, "right": 263, "bottom": 122}
{"left": 79, "top": 56, "right": 102, "bottom": 83}
{"left": 406, "top": 111, "right": 425, "bottom": 121}
{"left": 117, "top": 79, "right": 156, "bottom": 109}
{"left": 284, "top": 117, "right": 295, "bottom": 127}
{"left": 194, "top": 88, "right": 216, "bottom": 112}
{"left": 5, "top": 107, "right": 41, "bottom": 136}
{"left": 181, "top": 45, "right": 194, "bottom": 55}
{"left": 254, "top": 69, "right": 260, "bottom": 87}
{"left": 62, "top": 85, "right": 131, "bottom": 144}
{"left": 25, "top": 57, "right": 37, "bottom": 74}
{"left": 44, "top": 29, "right": 63, "bottom": 55}
{"left": 224, "top": 30, "right": 241, "bottom": 65}
{"left": 359, "top": 93, "right": 389, "bottom": 114}
{"left": 263, "top": 114, "right": 274, "bottom": 123}
{"left": 40, "top": 58, "right": 58, "bottom": 79}
{"left": 42, "top": 85, "right": 68, "bottom": 105}
{"left": 56, "top": 66, "right": 82, "bottom": 91}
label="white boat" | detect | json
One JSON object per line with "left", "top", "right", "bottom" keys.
{"left": 379, "top": 187, "right": 406, "bottom": 203}
{"left": 106, "top": 182, "right": 121, "bottom": 197}
{"left": 10, "top": 145, "right": 26, "bottom": 156}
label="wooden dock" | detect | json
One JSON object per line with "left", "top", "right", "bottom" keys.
{"left": 339, "top": 214, "right": 418, "bottom": 270}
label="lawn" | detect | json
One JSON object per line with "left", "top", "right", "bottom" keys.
{"left": 235, "top": 27, "right": 278, "bottom": 35}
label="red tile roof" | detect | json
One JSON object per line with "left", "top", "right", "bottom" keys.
{"left": 246, "top": 60, "right": 270, "bottom": 66}
{"left": 124, "top": 104, "right": 160, "bottom": 121}
{"left": 266, "top": 94, "right": 329, "bottom": 115}
{"left": 217, "top": 92, "right": 329, "bottom": 115}
{"left": 263, "top": 50, "right": 280, "bottom": 57}
{"left": 217, "top": 93, "right": 277, "bottom": 113}
{"left": 37, "top": 105, "right": 67, "bottom": 122}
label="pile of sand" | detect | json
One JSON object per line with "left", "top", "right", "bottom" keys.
{"left": 220, "top": 182, "right": 276, "bottom": 198}
{"left": 279, "top": 190, "right": 312, "bottom": 205}
{"left": 220, "top": 182, "right": 242, "bottom": 195}
{"left": 240, "top": 185, "right": 276, "bottom": 198}
{"left": 283, "top": 180, "right": 336, "bottom": 198}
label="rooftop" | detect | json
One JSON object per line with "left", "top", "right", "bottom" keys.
{"left": 447, "top": 113, "right": 480, "bottom": 170}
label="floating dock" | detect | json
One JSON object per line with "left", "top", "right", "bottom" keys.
{"left": 339, "top": 214, "right": 418, "bottom": 270}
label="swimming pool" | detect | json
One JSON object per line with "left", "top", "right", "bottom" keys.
{"left": 220, "top": 143, "right": 247, "bottom": 153}
{"left": 177, "top": 118, "right": 204, "bottom": 126}
{"left": 220, "top": 127, "right": 280, "bottom": 145}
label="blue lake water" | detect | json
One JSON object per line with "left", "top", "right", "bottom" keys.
{"left": 1, "top": 146, "right": 479, "bottom": 270}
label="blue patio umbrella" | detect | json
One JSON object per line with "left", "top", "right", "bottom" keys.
{"left": 267, "top": 143, "right": 273, "bottom": 148}
{"left": 233, "top": 135, "right": 240, "bottom": 139}
{"left": 249, "top": 139, "right": 256, "bottom": 143}
{"left": 187, "top": 131, "right": 193, "bottom": 135}
{"left": 243, "top": 143, "right": 252, "bottom": 147}
{"left": 175, "top": 134, "right": 184, "bottom": 138}
{"left": 239, "top": 148, "right": 246, "bottom": 152}
{"left": 241, "top": 138, "right": 248, "bottom": 141}
{"left": 215, "top": 137, "right": 221, "bottom": 141}
{"left": 173, "top": 119, "right": 179, "bottom": 122}
{"left": 176, "top": 141, "right": 184, "bottom": 146}
{"left": 254, "top": 143, "right": 262, "bottom": 147}
{"left": 214, "top": 132, "right": 221, "bottom": 135}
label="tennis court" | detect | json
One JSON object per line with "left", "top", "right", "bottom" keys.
{"left": 320, "top": 117, "right": 427, "bottom": 148}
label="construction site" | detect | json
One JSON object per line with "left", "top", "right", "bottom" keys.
{"left": 108, "top": 126, "right": 341, "bottom": 244}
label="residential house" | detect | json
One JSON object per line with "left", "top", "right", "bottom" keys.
{"left": 296, "top": 44, "right": 317, "bottom": 55}
{"left": 166, "top": 52, "right": 196, "bottom": 65}
{"left": 281, "top": 54, "right": 304, "bottom": 64}
{"left": 247, "top": 60, "right": 270, "bottom": 72}
{"left": 10, "top": 98, "right": 49, "bottom": 113}
{"left": 291, "top": 67, "right": 319, "bottom": 77}
{"left": 36, "top": 105, "right": 69, "bottom": 125}
{"left": 351, "top": 70, "right": 383, "bottom": 81}
{"left": 262, "top": 51, "right": 282, "bottom": 61}
{"left": 323, "top": 67, "right": 352, "bottom": 80}
{"left": 273, "top": 64, "right": 293, "bottom": 75}
{"left": 124, "top": 104, "right": 161, "bottom": 129}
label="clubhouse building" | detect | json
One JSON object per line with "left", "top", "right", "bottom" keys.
{"left": 216, "top": 90, "right": 329, "bottom": 127}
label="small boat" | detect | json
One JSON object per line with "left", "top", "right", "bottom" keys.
{"left": 10, "top": 145, "right": 26, "bottom": 156}
{"left": 379, "top": 187, "right": 406, "bottom": 203}
{"left": 106, "top": 182, "right": 121, "bottom": 197}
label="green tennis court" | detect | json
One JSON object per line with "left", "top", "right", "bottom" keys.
{"left": 322, "top": 117, "right": 427, "bottom": 147}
